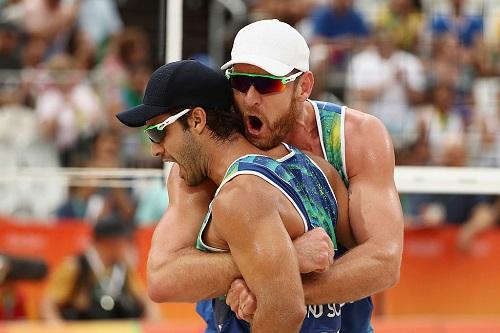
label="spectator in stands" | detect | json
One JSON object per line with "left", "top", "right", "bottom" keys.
{"left": 6, "top": 0, "right": 81, "bottom": 61}
{"left": 55, "top": 129, "right": 137, "bottom": 223}
{"left": 21, "top": 35, "right": 47, "bottom": 70}
{"left": 402, "top": 81, "right": 493, "bottom": 229}
{"left": 402, "top": 126, "right": 491, "bottom": 230}
{"left": 374, "top": 0, "right": 424, "bottom": 54}
{"left": 84, "top": 129, "right": 137, "bottom": 224}
{"left": 121, "top": 62, "right": 151, "bottom": 111}
{"left": 457, "top": 196, "right": 500, "bottom": 251}
{"left": 310, "top": 0, "right": 369, "bottom": 48}
{"left": 97, "top": 27, "right": 150, "bottom": 128}
{"left": 0, "top": 21, "right": 21, "bottom": 70}
{"left": 35, "top": 53, "right": 102, "bottom": 166}
{"left": 0, "top": 21, "right": 23, "bottom": 105}
{"left": 425, "top": 34, "right": 474, "bottom": 123}
{"left": 66, "top": 27, "right": 95, "bottom": 71}
{"left": 413, "top": 83, "right": 466, "bottom": 166}
{"left": 428, "top": 0, "right": 483, "bottom": 49}
{"left": 119, "top": 62, "right": 154, "bottom": 167}
{"left": 307, "top": 0, "right": 370, "bottom": 99}
{"left": 41, "top": 218, "right": 159, "bottom": 321}
{"left": 247, "top": 0, "right": 316, "bottom": 25}
{"left": 346, "top": 27, "right": 425, "bottom": 151}
{"left": 77, "top": 0, "right": 123, "bottom": 61}
{"left": 55, "top": 181, "right": 98, "bottom": 221}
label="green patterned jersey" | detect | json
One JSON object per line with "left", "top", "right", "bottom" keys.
{"left": 312, "top": 100, "right": 349, "bottom": 187}
{"left": 196, "top": 143, "right": 338, "bottom": 253}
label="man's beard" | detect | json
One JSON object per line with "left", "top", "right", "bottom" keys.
{"left": 254, "top": 97, "right": 299, "bottom": 150}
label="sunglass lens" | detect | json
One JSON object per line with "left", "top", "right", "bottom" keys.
{"left": 253, "top": 77, "right": 284, "bottom": 94}
{"left": 146, "top": 128, "right": 164, "bottom": 144}
{"left": 230, "top": 76, "right": 284, "bottom": 94}
{"left": 230, "top": 76, "right": 252, "bottom": 93}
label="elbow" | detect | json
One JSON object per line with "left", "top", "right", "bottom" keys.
{"left": 272, "top": 298, "right": 306, "bottom": 328}
{"left": 147, "top": 274, "right": 168, "bottom": 303}
{"left": 147, "top": 263, "right": 178, "bottom": 303}
{"left": 287, "top": 303, "right": 307, "bottom": 328}
{"left": 385, "top": 262, "right": 400, "bottom": 289}
{"left": 147, "top": 274, "right": 181, "bottom": 303}
{"left": 293, "top": 304, "right": 307, "bottom": 325}
{"left": 379, "top": 244, "right": 402, "bottom": 289}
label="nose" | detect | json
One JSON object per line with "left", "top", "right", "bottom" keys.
{"left": 243, "top": 85, "right": 262, "bottom": 108}
{"left": 150, "top": 142, "right": 164, "bottom": 158}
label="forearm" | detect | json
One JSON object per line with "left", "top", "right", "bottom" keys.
{"left": 302, "top": 240, "right": 401, "bottom": 304}
{"left": 147, "top": 247, "right": 240, "bottom": 303}
{"left": 252, "top": 304, "right": 304, "bottom": 333}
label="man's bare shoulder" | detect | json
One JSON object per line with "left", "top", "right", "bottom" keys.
{"left": 344, "top": 107, "right": 388, "bottom": 137}
{"left": 344, "top": 107, "right": 395, "bottom": 179}
{"left": 212, "top": 176, "right": 276, "bottom": 212}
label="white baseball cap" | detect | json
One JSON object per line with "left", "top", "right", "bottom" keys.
{"left": 221, "top": 19, "right": 310, "bottom": 77}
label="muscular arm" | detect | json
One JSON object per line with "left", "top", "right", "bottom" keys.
{"left": 303, "top": 113, "right": 404, "bottom": 304}
{"left": 213, "top": 179, "right": 306, "bottom": 333}
{"left": 147, "top": 164, "right": 240, "bottom": 302}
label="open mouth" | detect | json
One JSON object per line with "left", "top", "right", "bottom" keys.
{"left": 247, "top": 116, "right": 263, "bottom": 135}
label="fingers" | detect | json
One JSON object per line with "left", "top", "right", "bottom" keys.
{"left": 238, "top": 289, "right": 256, "bottom": 322}
{"left": 237, "top": 304, "right": 254, "bottom": 322}
{"left": 225, "top": 278, "right": 256, "bottom": 323}
{"left": 226, "top": 279, "right": 244, "bottom": 314}
{"left": 314, "top": 228, "right": 335, "bottom": 273}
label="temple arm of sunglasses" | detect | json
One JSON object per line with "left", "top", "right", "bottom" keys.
{"left": 144, "top": 108, "right": 192, "bottom": 131}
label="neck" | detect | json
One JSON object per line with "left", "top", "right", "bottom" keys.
{"left": 285, "top": 101, "right": 320, "bottom": 148}
{"left": 205, "top": 134, "right": 265, "bottom": 185}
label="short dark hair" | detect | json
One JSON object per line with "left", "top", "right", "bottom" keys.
{"left": 173, "top": 106, "right": 244, "bottom": 141}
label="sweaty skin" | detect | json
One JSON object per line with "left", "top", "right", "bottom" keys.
{"left": 146, "top": 107, "right": 353, "bottom": 332}
{"left": 147, "top": 64, "right": 403, "bottom": 318}
{"left": 147, "top": 150, "right": 352, "bottom": 303}
{"left": 291, "top": 104, "right": 403, "bottom": 304}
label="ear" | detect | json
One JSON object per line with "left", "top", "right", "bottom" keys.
{"left": 188, "top": 107, "right": 207, "bottom": 134}
{"left": 295, "top": 71, "right": 314, "bottom": 102}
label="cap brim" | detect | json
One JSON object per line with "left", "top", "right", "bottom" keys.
{"left": 221, "top": 54, "right": 294, "bottom": 77}
{"left": 116, "top": 104, "right": 167, "bottom": 127}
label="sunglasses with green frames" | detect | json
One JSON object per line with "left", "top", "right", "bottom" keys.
{"left": 225, "top": 69, "right": 303, "bottom": 94}
{"left": 144, "top": 108, "right": 192, "bottom": 144}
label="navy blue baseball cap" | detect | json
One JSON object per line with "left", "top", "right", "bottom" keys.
{"left": 116, "top": 60, "right": 233, "bottom": 127}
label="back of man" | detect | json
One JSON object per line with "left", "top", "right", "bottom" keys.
{"left": 197, "top": 143, "right": 349, "bottom": 333}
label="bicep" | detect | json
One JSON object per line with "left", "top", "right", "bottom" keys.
{"left": 348, "top": 176, "right": 403, "bottom": 246}
{"left": 346, "top": 115, "right": 404, "bottom": 248}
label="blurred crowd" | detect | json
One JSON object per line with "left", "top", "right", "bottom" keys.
{"left": 0, "top": 1, "right": 498, "bottom": 247}
{"left": 0, "top": 0, "right": 167, "bottom": 227}
{"left": 0, "top": 0, "right": 499, "bottom": 323}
